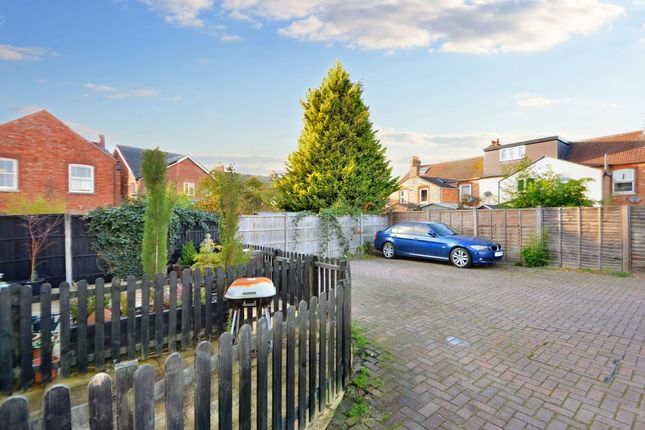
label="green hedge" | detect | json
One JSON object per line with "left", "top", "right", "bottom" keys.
{"left": 83, "top": 199, "right": 218, "bottom": 277}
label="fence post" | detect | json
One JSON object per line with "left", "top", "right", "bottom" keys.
{"left": 64, "top": 214, "right": 73, "bottom": 284}
{"left": 0, "top": 396, "right": 29, "bottom": 429}
{"left": 43, "top": 384, "right": 72, "bottom": 430}
{"left": 623, "top": 205, "right": 632, "bottom": 273}
{"left": 536, "top": 207, "right": 543, "bottom": 237}
{"left": 0, "top": 287, "right": 12, "bottom": 393}
{"left": 284, "top": 212, "right": 289, "bottom": 253}
{"left": 472, "top": 208, "right": 478, "bottom": 237}
{"left": 115, "top": 360, "right": 137, "bottom": 430}
{"left": 88, "top": 373, "right": 113, "bottom": 430}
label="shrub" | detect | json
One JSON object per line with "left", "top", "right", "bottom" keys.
{"left": 84, "top": 199, "right": 217, "bottom": 277}
{"left": 177, "top": 242, "right": 198, "bottom": 265}
{"left": 521, "top": 233, "right": 550, "bottom": 267}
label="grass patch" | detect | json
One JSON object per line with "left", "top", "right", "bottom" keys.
{"left": 348, "top": 398, "right": 369, "bottom": 418}
{"left": 580, "top": 268, "right": 631, "bottom": 278}
{"left": 353, "top": 367, "right": 371, "bottom": 390}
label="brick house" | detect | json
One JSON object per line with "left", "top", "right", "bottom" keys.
{"left": 114, "top": 145, "right": 209, "bottom": 199}
{"left": 0, "top": 110, "right": 121, "bottom": 214}
{"left": 389, "top": 156, "right": 483, "bottom": 211}
{"left": 568, "top": 130, "right": 645, "bottom": 205}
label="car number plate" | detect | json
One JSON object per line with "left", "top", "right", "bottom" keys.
{"left": 494, "top": 251, "right": 504, "bottom": 257}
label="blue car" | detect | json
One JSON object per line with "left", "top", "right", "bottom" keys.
{"left": 374, "top": 222, "right": 504, "bottom": 268}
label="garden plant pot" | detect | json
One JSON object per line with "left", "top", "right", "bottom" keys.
{"left": 87, "top": 308, "right": 112, "bottom": 325}
{"left": 33, "top": 355, "right": 59, "bottom": 385}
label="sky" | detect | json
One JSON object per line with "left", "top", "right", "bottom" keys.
{"left": 1, "top": 0, "right": 644, "bottom": 177}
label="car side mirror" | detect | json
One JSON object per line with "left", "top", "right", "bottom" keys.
{"left": 428, "top": 230, "right": 437, "bottom": 237}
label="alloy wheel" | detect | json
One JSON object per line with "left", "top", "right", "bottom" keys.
{"left": 383, "top": 242, "right": 395, "bottom": 259}
{"left": 451, "top": 248, "right": 470, "bottom": 268}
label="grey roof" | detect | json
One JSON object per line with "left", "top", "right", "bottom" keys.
{"left": 116, "top": 145, "right": 184, "bottom": 179}
{"left": 421, "top": 177, "right": 457, "bottom": 188}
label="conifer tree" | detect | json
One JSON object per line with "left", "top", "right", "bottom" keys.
{"left": 141, "top": 148, "right": 175, "bottom": 276}
{"left": 276, "top": 62, "right": 398, "bottom": 212}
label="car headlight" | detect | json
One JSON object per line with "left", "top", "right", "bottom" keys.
{"left": 470, "top": 245, "right": 488, "bottom": 251}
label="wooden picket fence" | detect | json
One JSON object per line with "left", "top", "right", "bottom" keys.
{"left": 0, "top": 246, "right": 348, "bottom": 393}
{"left": 0, "top": 277, "right": 351, "bottom": 429}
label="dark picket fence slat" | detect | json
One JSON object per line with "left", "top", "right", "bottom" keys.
{"left": 1, "top": 247, "right": 352, "bottom": 430}
{"left": 195, "top": 341, "right": 211, "bottom": 430}
{"left": 88, "top": 373, "right": 113, "bottom": 430}
{"left": 19, "top": 284, "right": 33, "bottom": 387}
{"left": 0, "top": 287, "right": 12, "bottom": 393}
{"left": 40, "top": 283, "right": 53, "bottom": 384}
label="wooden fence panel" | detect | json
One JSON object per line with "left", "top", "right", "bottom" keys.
{"left": 0, "top": 287, "right": 12, "bottom": 393}
{"left": 88, "top": 373, "right": 113, "bottom": 430}
{"left": 126, "top": 276, "right": 136, "bottom": 360}
{"left": 133, "top": 365, "right": 154, "bottom": 430}
{"left": 218, "top": 332, "right": 233, "bottom": 430}
{"left": 19, "top": 284, "right": 33, "bottom": 387}
{"left": 286, "top": 306, "right": 296, "bottom": 430}
{"left": 632, "top": 207, "right": 645, "bottom": 273}
{"left": 272, "top": 311, "right": 283, "bottom": 430}
{"left": 239, "top": 325, "right": 252, "bottom": 430}
{"left": 298, "top": 301, "right": 308, "bottom": 430}
{"left": 257, "top": 317, "right": 269, "bottom": 430}
{"left": 94, "top": 278, "right": 105, "bottom": 370}
{"left": 154, "top": 274, "right": 164, "bottom": 357}
{"left": 168, "top": 272, "right": 178, "bottom": 352}
{"left": 195, "top": 342, "right": 212, "bottom": 430}
{"left": 0, "top": 396, "right": 29, "bottom": 429}
{"left": 141, "top": 275, "right": 150, "bottom": 360}
{"left": 43, "top": 385, "right": 72, "bottom": 430}
{"left": 164, "top": 353, "right": 184, "bottom": 430}
{"left": 115, "top": 360, "right": 137, "bottom": 430}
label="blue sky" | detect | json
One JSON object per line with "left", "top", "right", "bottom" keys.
{"left": 1, "top": 0, "right": 644, "bottom": 176}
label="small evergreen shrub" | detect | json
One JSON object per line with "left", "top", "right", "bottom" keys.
{"left": 521, "top": 233, "right": 550, "bottom": 267}
{"left": 177, "top": 242, "right": 198, "bottom": 265}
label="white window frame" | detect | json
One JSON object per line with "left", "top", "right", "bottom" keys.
{"left": 419, "top": 188, "right": 428, "bottom": 203}
{"left": 0, "top": 158, "right": 18, "bottom": 191}
{"left": 399, "top": 190, "right": 408, "bottom": 204}
{"left": 68, "top": 164, "right": 95, "bottom": 194}
{"left": 612, "top": 168, "right": 635, "bottom": 194}
{"left": 183, "top": 181, "right": 196, "bottom": 196}
{"left": 500, "top": 145, "right": 526, "bottom": 162}
{"left": 459, "top": 184, "right": 472, "bottom": 201}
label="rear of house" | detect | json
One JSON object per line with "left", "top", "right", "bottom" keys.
{"left": 114, "top": 144, "right": 209, "bottom": 199}
{"left": 0, "top": 110, "right": 121, "bottom": 214}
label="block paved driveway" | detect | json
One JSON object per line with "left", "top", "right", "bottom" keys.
{"left": 350, "top": 258, "right": 645, "bottom": 430}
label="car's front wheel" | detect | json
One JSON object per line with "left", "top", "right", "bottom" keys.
{"left": 382, "top": 242, "right": 396, "bottom": 259}
{"left": 450, "top": 247, "right": 472, "bottom": 268}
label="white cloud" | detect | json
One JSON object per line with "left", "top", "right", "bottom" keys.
{"left": 193, "top": 152, "right": 287, "bottom": 175}
{"left": 516, "top": 96, "right": 571, "bottom": 108}
{"left": 82, "top": 82, "right": 159, "bottom": 99}
{"left": 221, "top": 34, "right": 242, "bottom": 42}
{"left": 83, "top": 82, "right": 118, "bottom": 92}
{"left": 165, "top": 95, "right": 184, "bottom": 102}
{"left": 12, "top": 104, "right": 44, "bottom": 115}
{"left": 222, "top": 0, "right": 624, "bottom": 53}
{"left": 0, "top": 44, "right": 52, "bottom": 61}
{"left": 65, "top": 121, "right": 104, "bottom": 141}
{"left": 137, "top": 0, "right": 213, "bottom": 27}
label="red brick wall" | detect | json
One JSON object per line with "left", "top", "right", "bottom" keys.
{"left": 608, "top": 163, "right": 645, "bottom": 205}
{"left": 166, "top": 158, "right": 208, "bottom": 194}
{"left": 0, "top": 111, "right": 120, "bottom": 214}
{"left": 440, "top": 180, "right": 480, "bottom": 204}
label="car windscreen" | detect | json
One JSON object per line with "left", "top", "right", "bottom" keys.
{"left": 431, "top": 223, "right": 459, "bottom": 236}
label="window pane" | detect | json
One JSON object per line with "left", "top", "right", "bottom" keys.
{"left": 0, "top": 175, "right": 14, "bottom": 187}
{"left": 614, "top": 169, "right": 634, "bottom": 181}
{"left": 71, "top": 166, "right": 92, "bottom": 178}
{"left": 614, "top": 182, "right": 633, "bottom": 192}
{"left": 0, "top": 160, "right": 15, "bottom": 173}
{"left": 394, "top": 224, "right": 415, "bottom": 234}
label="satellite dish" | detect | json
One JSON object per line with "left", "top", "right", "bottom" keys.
{"left": 629, "top": 195, "right": 641, "bottom": 203}
{"left": 483, "top": 191, "right": 493, "bottom": 198}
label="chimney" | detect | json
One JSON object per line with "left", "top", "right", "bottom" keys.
{"left": 490, "top": 138, "right": 500, "bottom": 147}
{"left": 410, "top": 156, "right": 421, "bottom": 177}
{"left": 97, "top": 134, "right": 106, "bottom": 148}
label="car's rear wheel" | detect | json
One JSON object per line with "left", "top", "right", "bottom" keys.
{"left": 382, "top": 242, "right": 396, "bottom": 259}
{"left": 450, "top": 247, "right": 471, "bottom": 268}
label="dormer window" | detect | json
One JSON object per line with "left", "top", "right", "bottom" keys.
{"left": 500, "top": 145, "right": 525, "bottom": 162}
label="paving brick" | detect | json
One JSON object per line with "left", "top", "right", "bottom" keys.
{"left": 335, "top": 259, "right": 645, "bottom": 430}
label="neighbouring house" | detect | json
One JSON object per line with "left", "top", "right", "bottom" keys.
{"left": 568, "top": 130, "right": 645, "bottom": 205}
{"left": 389, "top": 156, "right": 483, "bottom": 211}
{"left": 0, "top": 110, "right": 121, "bottom": 214}
{"left": 484, "top": 131, "right": 645, "bottom": 205}
{"left": 114, "top": 145, "right": 209, "bottom": 199}
{"left": 498, "top": 157, "right": 604, "bottom": 203}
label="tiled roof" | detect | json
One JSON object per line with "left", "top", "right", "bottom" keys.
{"left": 567, "top": 130, "right": 645, "bottom": 166}
{"left": 116, "top": 144, "right": 184, "bottom": 179}
{"left": 421, "top": 156, "right": 484, "bottom": 181}
{"left": 0, "top": 110, "right": 113, "bottom": 158}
